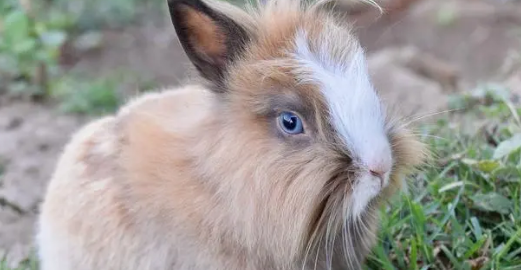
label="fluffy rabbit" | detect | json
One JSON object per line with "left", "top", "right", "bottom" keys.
{"left": 36, "top": 0, "right": 427, "bottom": 269}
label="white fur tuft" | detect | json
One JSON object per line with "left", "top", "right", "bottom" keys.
{"left": 292, "top": 29, "right": 393, "bottom": 217}
{"left": 350, "top": 174, "right": 380, "bottom": 217}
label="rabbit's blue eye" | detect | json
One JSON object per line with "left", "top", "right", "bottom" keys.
{"left": 278, "top": 112, "right": 304, "bottom": 134}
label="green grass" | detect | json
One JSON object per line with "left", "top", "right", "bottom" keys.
{"left": 366, "top": 84, "right": 521, "bottom": 270}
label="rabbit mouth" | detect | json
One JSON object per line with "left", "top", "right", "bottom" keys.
{"left": 304, "top": 175, "right": 380, "bottom": 268}
{"left": 349, "top": 171, "right": 389, "bottom": 218}
{"left": 309, "top": 169, "right": 386, "bottom": 224}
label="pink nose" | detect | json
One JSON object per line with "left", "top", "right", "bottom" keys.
{"left": 369, "top": 169, "right": 386, "bottom": 179}
{"left": 368, "top": 163, "right": 391, "bottom": 186}
{"left": 361, "top": 138, "right": 393, "bottom": 186}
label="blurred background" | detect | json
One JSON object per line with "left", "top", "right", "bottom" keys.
{"left": 0, "top": 0, "right": 520, "bottom": 269}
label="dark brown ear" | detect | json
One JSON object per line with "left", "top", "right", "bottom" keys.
{"left": 167, "top": 0, "right": 252, "bottom": 90}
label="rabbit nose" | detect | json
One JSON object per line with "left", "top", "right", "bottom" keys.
{"left": 369, "top": 169, "right": 386, "bottom": 178}
{"left": 367, "top": 161, "right": 391, "bottom": 187}
{"left": 369, "top": 169, "right": 386, "bottom": 186}
{"left": 359, "top": 137, "right": 393, "bottom": 185}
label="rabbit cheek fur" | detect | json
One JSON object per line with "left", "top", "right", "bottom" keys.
{"left": 36, "top": 0, "right": 427, "bottom": 269}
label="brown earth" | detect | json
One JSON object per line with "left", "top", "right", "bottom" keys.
{"left": 0, "top": 0, "right": 520, "bottom": 267}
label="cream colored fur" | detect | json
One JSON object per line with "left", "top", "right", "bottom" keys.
{"left": 36, "top": 0, "right": 426, "bottom": 269}
{"left": 36, "top": 85, "right": 345, "bottom": 269}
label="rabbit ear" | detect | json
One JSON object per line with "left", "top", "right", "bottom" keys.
{"left": 168, "top": 0, "right": 252, "bottom": 89}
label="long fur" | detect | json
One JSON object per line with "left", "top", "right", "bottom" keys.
{"left": 36, "top": 0, "right": 427, "bottom": 269}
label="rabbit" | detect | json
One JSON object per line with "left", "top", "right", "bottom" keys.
{"left": 35, "top": 0, "right": 427, "bottom": 269}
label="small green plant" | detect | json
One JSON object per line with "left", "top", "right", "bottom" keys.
{"left": 0, "top": 253, "right": 39, "bottom": 270}
{"left": 51, "top": 75, "right": 121, "bottom": 115}
{"left": 0, "top": 158, "right": 5, "bottom": 176}
{"left": 0, "top": 0, "right": 74, "bottom": 98}
{"left": 436, "top": 3, "right": 458, "bottom": 27}
{"left": 0, "top": 0, "right": 161, "bottom": 114}
{"left": 49, "top": 0, "right": 165, "bottom": 31}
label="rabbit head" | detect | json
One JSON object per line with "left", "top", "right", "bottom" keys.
{"left": 164, "top": 0, "right": 427, "bottom": 267}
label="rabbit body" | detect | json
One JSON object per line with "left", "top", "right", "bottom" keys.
{"left": 37, "top": 86, "right": 360, "bottom": 270}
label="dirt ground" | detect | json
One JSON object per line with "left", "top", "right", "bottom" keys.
{"left": 1, "top": 0, "right": 520, "bottom": 266}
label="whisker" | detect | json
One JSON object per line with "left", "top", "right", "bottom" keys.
{"left": 399, "top": 109, "right": 460, "bottom": 127}
{"left": 407, "top": 133, "right": 448, "bottom": 141}
{"left": 344, "top": 195, "right": 360, "bottom": 270}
